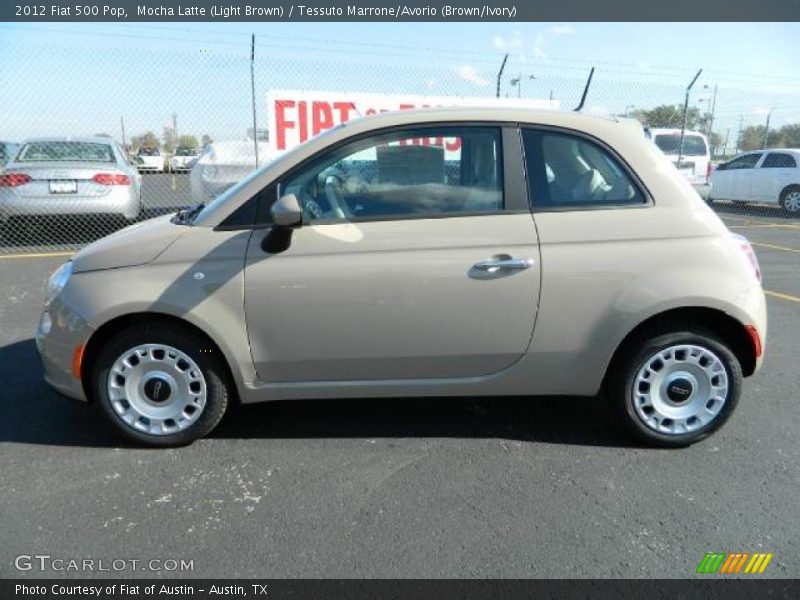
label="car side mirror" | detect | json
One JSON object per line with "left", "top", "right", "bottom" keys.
{"left": 270, "top": 193, "right": 304, "bottom": 228}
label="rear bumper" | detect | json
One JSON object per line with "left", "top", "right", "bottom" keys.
{"left": 692, "top": 182, "right": 711, "bottom": 199}
{"left": 0, "top": 187, "right": 139, "bottom": 220}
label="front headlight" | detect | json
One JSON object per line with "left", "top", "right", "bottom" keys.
{"left": 44, "top": 261, "right": 73, "bottom": 305}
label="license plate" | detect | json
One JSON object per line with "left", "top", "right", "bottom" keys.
{"left": 49, "top": 180, "right": 78, "bottom": 194}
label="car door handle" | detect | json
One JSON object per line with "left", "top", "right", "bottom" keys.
{"left": 473, "top": 257, "right": 535, "bottom": 273}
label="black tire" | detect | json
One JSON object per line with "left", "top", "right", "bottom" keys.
{"left": 779, "top": 185, "right": 800, "bottom": 216}
{"left": 92, "top": 323, "right": 231, "bottom": 447}
{"left": 607, "top": 324, "right": 743, "bottom": 448}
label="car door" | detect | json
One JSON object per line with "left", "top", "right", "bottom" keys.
{"left": 728, "top": 152, "right": 763, "bottom": 201}
{"left": 753, "top": 152, "right": 797, "bottom": 202}
{"left": 243, "top": 125, "right": 541, "bottom": 383}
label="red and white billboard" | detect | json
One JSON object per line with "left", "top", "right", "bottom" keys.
{"left": 267, "top": 90, "right": 559, "bottom": 156}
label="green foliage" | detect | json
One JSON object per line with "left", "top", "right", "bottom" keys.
{"left": 738, "top": 124, "right": 800, "bottom": 151}
{"left": 177, "top": 135, "right": 199, "bottom": 149}
{"left": 632, "top": 104, "right": 711, "bottom": 131}
{"left": 130, "top": 131, "right": 159, "bottom": 150}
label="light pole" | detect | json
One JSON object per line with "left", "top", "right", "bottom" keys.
{"left": 763, "top": 108, "right": 773, "bottom": 150}
{"left": 509, "top": 73, "right": 536, "bottom": 99}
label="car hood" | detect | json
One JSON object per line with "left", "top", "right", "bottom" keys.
{"left": 71, "top": 214, "right": 186, "bottom": 273}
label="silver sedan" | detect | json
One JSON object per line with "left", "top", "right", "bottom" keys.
{"left": 0, "top": 137, "right": 142, "bottom": 223}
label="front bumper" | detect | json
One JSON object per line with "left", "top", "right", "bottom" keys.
{"left": 35, "top": 295, "right": 94, "bottom": 402}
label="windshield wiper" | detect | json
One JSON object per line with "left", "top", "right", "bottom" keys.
{"left": 171, "top": 203, "right": 205, "bottom": 225}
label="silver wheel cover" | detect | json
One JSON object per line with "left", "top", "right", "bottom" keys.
{"left": 784, "top": 190, "right": 800, "bottom": 212}
{"left": 632, "top": 344, "right": 729, "bottom": 435}
{"left": 107, "top": 343, "right": 207, "bottom": 436}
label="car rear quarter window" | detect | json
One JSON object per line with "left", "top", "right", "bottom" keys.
{"left": 522, "top": 129, "right": 646, "bottom": 210}
{"left": 280, "top": 126, "right": 504, "bottom": 223}
{"left": 761, "top": 153, "right": 797, "bottom": 168}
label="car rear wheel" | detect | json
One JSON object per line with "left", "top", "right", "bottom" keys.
{"left": 780, "top": 186, "right": 800, "bottom": 215}
{"left": 92, "top": 324, "right": 230, "bottom": 447}
{"left": 608, "top": 326, "right": 742, "bottom": 447}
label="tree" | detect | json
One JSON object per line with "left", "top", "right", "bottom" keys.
{"left": 162, "top": 126, "right": 177, "bottom": 154}
{"left": 738, "top": 125, "right": 781, "bottom": 151}
{"left": 130, "top": 131, "right": 159, "bottom": 150}
{"left": 201, "top": 134, "right": 213, "bottom": 146}
{"left": 632, "top": 104, "right": 711, "bottom": 131}
{"left": 177, "top": 135, "right": 199, "bottom": 149}
{"left": 778, "top": 124, "right": 800, "bottom": 148}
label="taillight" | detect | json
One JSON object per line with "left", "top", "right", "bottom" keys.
{"left": 0, "top": 173, "right": 32, "bottom": 187}
{"left": 92, "top": 173, "right": 130, "bottom": 185}
{"left": 731, "top": 233, "right": 761, "bottom": 283}
{"left": 706, "top": 162, "right": 712, "bottom": 182}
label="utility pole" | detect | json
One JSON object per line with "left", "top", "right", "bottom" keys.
{"left": 120, "top": 116, "right": 127, "bottom": 152}
{"left": 762, "top": 109, "right": 772, "bottom": 150}
{"left": 250, "top": 33, "right": 259, "bottom": 168}
{"left": 677, "top": 69, "right": 702, "bottom": 171}
{"left": 707, "top": 83, "right": 717, "bottom": 139}
{"left": 172, "top": 112, "right": 177, "bottom": 147}
{"left": 722, "top": 128, "right": 730, "bottom": 157}
{"left": 735, "top": 115, "right": 743, "bottom": 154}
{"left": 495, "top": 53, "right": 508, "bottom": 99}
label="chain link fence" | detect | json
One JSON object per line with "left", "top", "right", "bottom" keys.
{"left": 2, "top": 33, "right": 800, "bottom": 254}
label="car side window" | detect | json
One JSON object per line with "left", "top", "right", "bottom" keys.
{"left": 522, "top": 129, "right": 645, "bottom": 209}
{"left": 725, "top": 153, "right": 762, "bottom": 170}
{"left": 761, "top": 153, "right": 797, "bottom": 169}
{"left": 280, "top": 127, "right": 504, "bottom": 223}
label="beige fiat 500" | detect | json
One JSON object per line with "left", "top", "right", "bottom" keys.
{"left": 36, "top": 108, "right": 766, "bottom": 448}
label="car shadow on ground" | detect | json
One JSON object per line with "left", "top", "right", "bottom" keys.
{"left": 0, "top": 338, "right": 641, "bottom": 449}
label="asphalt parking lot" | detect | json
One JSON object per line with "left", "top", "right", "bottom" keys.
{"left": 0, "top": 201, "right": 798, "bottom": 579}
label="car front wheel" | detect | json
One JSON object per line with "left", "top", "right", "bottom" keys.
{"left": 92, "top": 324, "right": 231, "bottom": 447}
{"left": 608, "top": 326, "right": 742, "bottom": 447}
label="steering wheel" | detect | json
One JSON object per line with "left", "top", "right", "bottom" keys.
{"left": 323, "top": 171, "right": 352, "bottom": 219}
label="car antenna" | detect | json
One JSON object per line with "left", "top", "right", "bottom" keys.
{"left": 573, "top": 67, "right": 595, "bottom": 112}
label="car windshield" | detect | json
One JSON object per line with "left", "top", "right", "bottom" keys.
{"left": 653, "top": 134, "right": 707, "bottom": 157}
{"left": 175, "top": 147, "right": 198, "bottom": 156}
{"left": 137, "top": 147, "right": 160, "bottom": 156}
{"left": 17, "top": 141, "right": 115, "bottom": 163}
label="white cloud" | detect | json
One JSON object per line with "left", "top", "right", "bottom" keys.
{"left": 492, "top": 35, "right": 506, "bottom": 50}
{"left": 456, "top": 65, "right": 490, "bottom": 87}
{"left": 637, "top": 61, "right": 651, "bottom": 73}
{"left": 752, "top": 106, "right": 771, "bottom": 116}
{"left": 548, "top": 25, "right": 576, "bottom": 35}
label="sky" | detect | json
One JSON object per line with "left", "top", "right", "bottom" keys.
{"left": 1, "top": 22, "right": 799, "bottom": 151}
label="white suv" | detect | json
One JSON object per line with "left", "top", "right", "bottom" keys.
{"left": 646, "top": 128, "right": 712, "bottom": 199}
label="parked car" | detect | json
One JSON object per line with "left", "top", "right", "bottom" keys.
{"left": 169, "top": 146, "right": 200, "bottom": 173}
{"left": 0, "top": 137, "right": 142, "bottom": 225}
{"left": 710, "top": 149, "right": 800, "bottom": 214}
{"left": 645, "top": 128, "right": 712, "bottom": 199}
{"left": 189, "top": 140, "right": 270, "bottom": 204}
{"left": 135, "top": 146, "right": 165, "bottom": 173}
{"left": 36, "top": 108, "right": 766, "bottom": 448}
